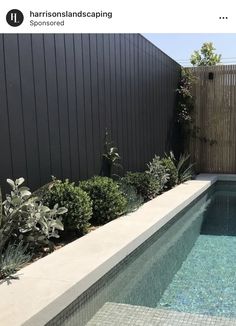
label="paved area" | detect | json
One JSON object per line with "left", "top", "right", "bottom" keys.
{"left": 87, "top": 302, "right": 236, "bottom": 326}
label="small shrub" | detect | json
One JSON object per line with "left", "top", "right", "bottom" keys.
{"left": 118, "top": 179, "right": 143, "bottom": 213}
{"left": 0, "top": 241, "right": 31, "bottom": 279}
{"left": 147, "top": 155, "right": 169, "bottom": 192}
{"left": 147, "top": 152, "right": 194, "bottom": 190}
{"left": 122, "top": 172, "right": 160, "bottom": 201}
{"left": 1, "top": 178, "right": 67, "bottom": 252}
{"left": 80, "top": 176, "right": 127, "bottom": 225}
{"left": 100, "top": 129, "right": 122, "bottom": 178}
{"left": 161, "top": 155, "right": 178, "bottom": 189}
{"left": 42, "top": 179, "right": 93, "bottom": 236}
{"left": 165, "top": 152, "right": 194, "bottom": 184}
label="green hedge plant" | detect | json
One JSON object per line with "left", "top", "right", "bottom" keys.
{"left": 122, "top": 172, "right": 160, "bottom": 202}
{"left": 43, "top": 179, "right": 93, "bottom": 236}
{"left": 80, "top": 176, "right": 127, "bottom": 225}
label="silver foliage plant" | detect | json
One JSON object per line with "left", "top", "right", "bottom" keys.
{"left": 0, "top": 241, "right": 31, "bottom": 279}
{"left": 0, "top": 178, "right": 67, "bottom": 251}
{"left": 147, "top": 152, "right": 194, "bottom": 193}
{"left": 147, "top": 155, "right": 170, "bottom": 192}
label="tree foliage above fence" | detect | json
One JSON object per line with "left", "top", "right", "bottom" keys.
{"left": 190, "top": 42, "right": 221, "bottom": 67}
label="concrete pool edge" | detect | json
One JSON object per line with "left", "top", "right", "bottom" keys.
{"left": 0, "top": 174, "right": 231, "bottom": 326}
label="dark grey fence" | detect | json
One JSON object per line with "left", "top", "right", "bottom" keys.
{"left": 0, "top": 33, "right": 180, "bottom": 191}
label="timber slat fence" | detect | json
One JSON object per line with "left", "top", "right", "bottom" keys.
{"left": 0, "top": 34, "right": 180, "bottom": 192}
{"left": 190, "top": 65, "right": 236, "bottom": 173}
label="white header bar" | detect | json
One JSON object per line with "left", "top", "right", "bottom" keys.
{"left": 0, "top": 0, "right": 235, "bottom": 33}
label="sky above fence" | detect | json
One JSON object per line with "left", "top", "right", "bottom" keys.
{"left": 143, "top": 34, "right": 236, "bottom": 66}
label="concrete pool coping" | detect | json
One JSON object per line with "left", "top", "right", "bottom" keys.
{"left": 0, "top": 173, "right": 234, "bottom": 326}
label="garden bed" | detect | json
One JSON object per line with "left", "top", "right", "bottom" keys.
{"left": 0, "top": 152, "right": 194, "bottom": 280}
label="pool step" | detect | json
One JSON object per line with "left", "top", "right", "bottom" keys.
{"left": 86, "top": 302, "right": 236, "bottom": 325}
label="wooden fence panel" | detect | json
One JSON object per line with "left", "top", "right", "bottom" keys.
{"left": 190, "top": 65, "right": 236, "bottom": 173}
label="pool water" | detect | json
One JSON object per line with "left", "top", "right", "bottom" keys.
{"left": 159, "top": 186, "right": 236, "bottom": 317}
{"left": 47, "top": 182, "right": 236, "bottom": 326}
{"left": 159, "top": 235, "right": 236, "bottom": 317}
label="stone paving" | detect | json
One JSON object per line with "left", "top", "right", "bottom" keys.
{"left": 86, "top": 302, "right": 236, "bottom": 326}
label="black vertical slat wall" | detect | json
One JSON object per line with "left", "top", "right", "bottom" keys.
{"left": 0, "top": 33, "right": 180, "bottom": 192}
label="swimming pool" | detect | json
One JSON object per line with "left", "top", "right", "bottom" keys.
{"left": 159, "top": 182, "right": 236, "bottom": 317}
{"left": 48, "top": 181, "right": 236, "bottom": 325}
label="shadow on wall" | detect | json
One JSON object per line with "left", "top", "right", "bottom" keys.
{"left": 201, "top": 189, "right": 236, "bottom": 236}
{"left": 165, "top": 115, "right": 183, "bottom": 159}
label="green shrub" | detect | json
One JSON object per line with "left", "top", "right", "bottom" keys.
{"left": 80, "top": 176, "right": 127, "bottom": 225}
{"left": 161, "top": 155, "right": 178, "bottom": 189}
{"left": 122, "top": 172, "right": 160, "bottom": 201}
{"left": 147, "top": 152, "right": 194, "bottom": 190}
{"left": 147, "top": 155, "right": 169, "bottom": 192}
{"left": 118, "top": 179, "right": 143, "bottom": 213}
{"left": 164, "top": 152, "right": 194, "bottom": 184}
{"left": 42, "top": 179, "right": 93, "bottom": 236}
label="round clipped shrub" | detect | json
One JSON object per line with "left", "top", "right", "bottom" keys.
{"left": 122, "top": 172, "right": 160, "bottom": 202}
{"left": 79, "top": 176, "right": 127, "bottom": 225}
{"left": 42, "top": 179, "right": 92, "bottom": 236}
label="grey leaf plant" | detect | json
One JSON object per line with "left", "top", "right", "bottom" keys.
{"left": 0, "top": 177, "right": 67, "bottom": 252}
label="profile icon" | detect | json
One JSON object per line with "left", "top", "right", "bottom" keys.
{"left": 6, "top": 9, "right": 24, "bottom": 27}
